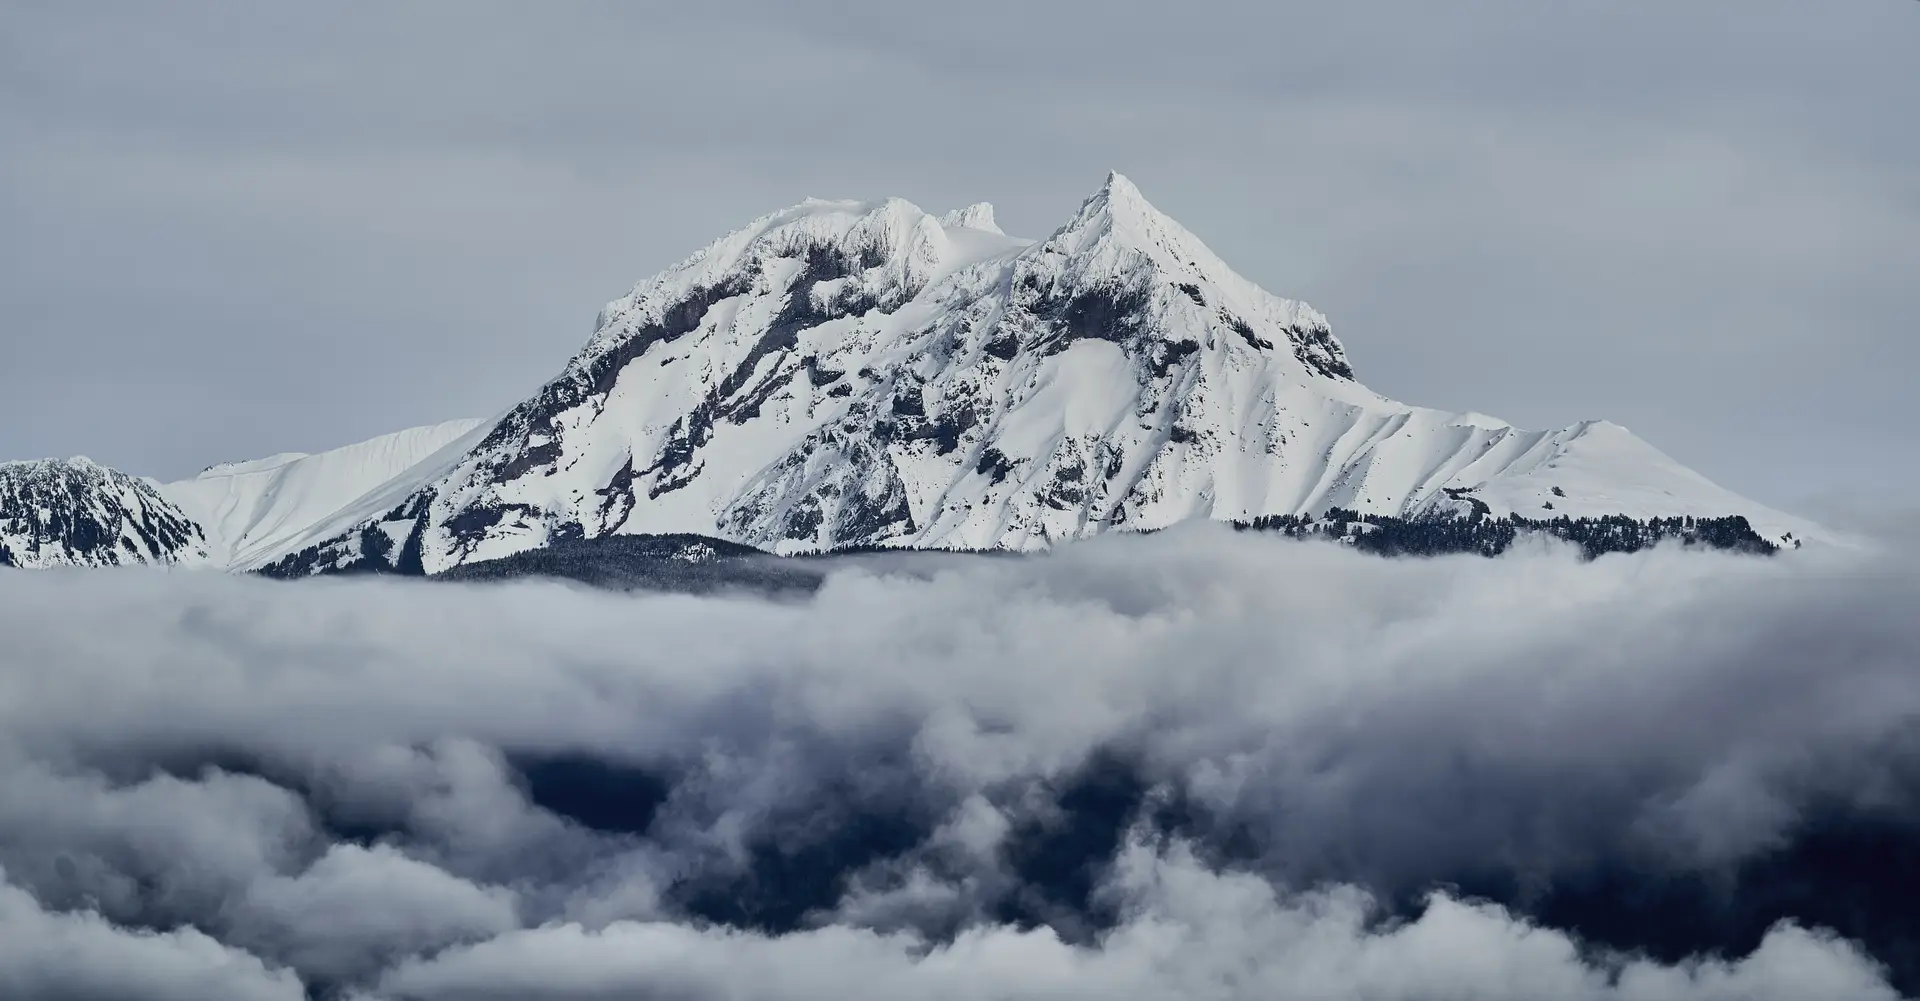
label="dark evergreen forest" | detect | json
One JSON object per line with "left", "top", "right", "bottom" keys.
{"left": 1234, "top": 509, "right": 1782, "bottom": 559}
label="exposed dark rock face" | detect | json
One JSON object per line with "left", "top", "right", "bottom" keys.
{"left": 1287, "top": 322, "right": 1354, "bottom": 380}
{"left": 834, "top": 464, "right": 917, "bottom": 542}
{"left": 1223, "top": 311, "right": 1272, "bottom": 352}
{"left": 1024, "top": 277, "right": 1155, "bottom": 357}
{"left": 975, "top": 447, "right": 1017, "bottom": 485}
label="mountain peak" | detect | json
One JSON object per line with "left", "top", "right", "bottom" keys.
{"left": 939, "top": 202, "right": 1000, "bottom": 234}
{"left": 1045, "top": 171, "right": 1241, "bottom": 284}
{"left": 1068, "top": 170, "right": 1165, "bottom": 230}
{"left": 1021, "top": 172, "right": 1348, "bottom": 382}
{"left": 1097, "top": 169, "right": 1145, "bottom": 205}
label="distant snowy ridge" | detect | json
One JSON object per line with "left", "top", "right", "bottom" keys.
{"left": 249, "top": 172, "right": 1819, "bottom": 577}
{"left": 0, "top": 422, "right": 486, "bottom": 571}
{"left": 160, "top": 418, "right": 485, "bottom": 567}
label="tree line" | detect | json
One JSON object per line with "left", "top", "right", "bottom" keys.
{"left": 1233, "top": 509, "right": 1780, "bottom": 559}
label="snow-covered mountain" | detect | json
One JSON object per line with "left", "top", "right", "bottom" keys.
{"left": 0, "top": 457, "right": 206, "bottom": 568}
{"left": 242, "top": 172, "right": 1816, "bottom": 576}
{"left": 0, "top": 174, "right": 1820, "bottom": 574}
{"left": 0, "top": 422, "right": 486, "bottom": 571}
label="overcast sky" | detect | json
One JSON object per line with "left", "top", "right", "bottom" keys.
{"left": 2, "top": 0, "right": 1914, "bottom": 516}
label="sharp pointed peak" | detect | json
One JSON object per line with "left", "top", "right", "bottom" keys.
{"left": 1080, "top": 170, "right": 1156, "bottom": 217}
{"left": 1059, "top": 171, "right": 1194, "bottom": 243}
{"left": 1046, "top": 170, "right": 1219, "bottom": 270}
{"left": 1099, "top": 169, "right": 1142, "bottom": 198}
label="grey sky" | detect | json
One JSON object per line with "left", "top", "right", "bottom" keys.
{"left": 2, "top": 0, "right": 1914, "bottom": 516}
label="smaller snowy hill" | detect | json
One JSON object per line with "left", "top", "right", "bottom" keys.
{"left": 0, "top": 422, "right": 489, "bottom": 572}
{"left": 0, "top": 458, "right": 206, "bottom": 568}
{"left": 159, "top": 419, "right": 485, "bottom": 567}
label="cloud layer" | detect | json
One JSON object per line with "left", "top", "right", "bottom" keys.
{"left": 1, "top": 527, "right": 1917, "bottom": 998}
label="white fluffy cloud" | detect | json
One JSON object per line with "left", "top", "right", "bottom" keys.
{"left": 229, "top": 843, "right": 519, "bottom": 983}
{"left": 0, "top": 870, "right": 304, "bottom": 1001}
{"left": 373, "top": 843, "right": 1897, "bottom": 1001}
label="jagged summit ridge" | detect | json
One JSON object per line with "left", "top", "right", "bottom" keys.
{"left": 241, "top": 172, "right": 1812, "bottom": 576}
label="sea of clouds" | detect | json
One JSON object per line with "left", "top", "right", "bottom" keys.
{"left": 1, "top": 524, "right": 1916, "bottom": 1000}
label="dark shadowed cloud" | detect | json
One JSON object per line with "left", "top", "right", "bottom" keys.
{"left": 1, "top": 1, "right": 1914, "bottom": 514}
{"left": 1, "top": 530, "right": 1918, "bottom": 997}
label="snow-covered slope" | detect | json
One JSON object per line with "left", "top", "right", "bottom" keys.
{"left": 0, "top": 458, "right": 205, "bottom": 569}
{"left": 0, "top": 422, "right": 489, "bottom": 571}
{"left": 159, "top": 419, "right": 485, "bottom": 567}
{"left": 259, "top": 172, "right": 1817, "bottom": 577}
